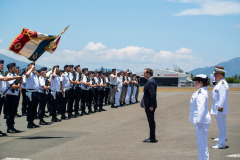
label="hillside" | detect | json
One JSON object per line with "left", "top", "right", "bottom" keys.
{"left": 0, "top": 53, "right": 45, "bottom": 72}
{"left": 189, "top": 57, "right": 240, "bottom": 77}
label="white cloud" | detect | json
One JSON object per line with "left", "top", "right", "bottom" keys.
{"left": 33, "top": 42, "right": 207, "bottom": 72}
{"left": 169, "top": 0, "right": 240, "bottom": 16}
{"left": 0, "top": 41, "right": 209, "bottom": 72}
{"left": 83, "top": 42, "right": 107, "bottom": 51}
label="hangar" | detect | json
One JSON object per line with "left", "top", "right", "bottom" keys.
{"left": 136, "top": 69, "right": 192, "bottom": 87}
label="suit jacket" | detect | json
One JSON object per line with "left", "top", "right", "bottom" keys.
{"left": 141, "top": 77, "right": 157, "bottom": 109}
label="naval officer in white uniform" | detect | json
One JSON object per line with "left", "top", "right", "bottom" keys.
{"left": 190, "top": 74, "right": 211, "bottom": 160}
{"left": 211, "top": 66, "right": 229, "bottom": 149}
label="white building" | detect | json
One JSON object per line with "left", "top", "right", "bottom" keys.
{"left": 136, "top": 69, "right": 192, "bottom": 87}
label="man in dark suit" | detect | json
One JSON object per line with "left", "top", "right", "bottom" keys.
{"left": 141, "top": 68, "right": 157, "bottom": 143}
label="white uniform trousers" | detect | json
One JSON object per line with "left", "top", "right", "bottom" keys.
{"left": 215, "top": 114, "right": 226, "bottom": 145}
{"left": 194, "top": 123, "right": 210, "bottom": 160}
{"left": 125, "top": 86, "right": 132, "bottom": 104}
{"left": 115, "top": 88, "right": 122, "bottom": 106}
{"left": 131, "top": 86, "right": 137, "bottom": 103}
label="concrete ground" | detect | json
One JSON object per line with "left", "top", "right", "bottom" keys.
{"left": 0, "top": 90, "right": 239, "bottom": 160}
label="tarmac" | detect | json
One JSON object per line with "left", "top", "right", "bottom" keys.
{"left": 0, "top": 90, "right": 239, "bottom": 160}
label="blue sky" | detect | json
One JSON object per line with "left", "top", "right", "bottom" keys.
{"left": 0, "top": 0, "right": 239, "bottom": 73}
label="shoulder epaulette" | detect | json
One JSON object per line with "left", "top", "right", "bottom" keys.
{"left": 222, "top": 81, "right": 225, "bottom": 84}
{"left": 198, "top": 89, "right": 201, "bottom": 93}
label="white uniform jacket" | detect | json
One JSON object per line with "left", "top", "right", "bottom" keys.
{"left": 189, "top": 87, "right": 211, "bottom": 124}
{"left": 211, "top": 78, "right": 229, "bottom": 115}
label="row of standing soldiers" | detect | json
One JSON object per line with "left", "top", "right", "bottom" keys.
{"left": 0, "top": 60, "right": 140, "bottom": 135}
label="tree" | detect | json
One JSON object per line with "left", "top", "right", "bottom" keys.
{"left": 225, "top": 77, "right": 240, "bottom": 83}
{"left": 173, "top": 64, "right": 184, "bottom": 73}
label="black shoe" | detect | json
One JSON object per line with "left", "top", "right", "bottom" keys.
{"left": 94, "top": 109, "right": 98, "bottom": 112}
{"left": 100, "top": 108, "right": 106, "bottom": 111}
{"left": 27, "top": 123, "right": 34, "bottom": 129}
{"left": 68, "top": 114, "right": 76, "bottom": 119}
{"left": 61, "top": 115, "right": 67, "bottom": 120}
{"left": 89, "top": 110, "right": 94, "bottom": 113}
{"left": 22, "top": 113, "right": 27, "bottom": 116}
{"left": 52, "top": 117, "right": 61, "bottom": 122}
{"left": 0, "top": 130, "right": 7, "bottom": 136}
{"left": 44, "top": 114, "right": 49, "bottom": 118}
{"left": 11, "top": 128, "right": 21, "bottom": 133}
{"left": 39, "top": 120, "right": 49, "bottom": 125}
{"left": 111, "top": 104, "right": 117, "bottom": 108}
{"left": 143, "top": 138, "right": 158, "bottom": 143}
{"left": 83, "top": 112, "right": 89, "bottom": 115}
{"left": 16, "top": 113, "right": 22, "bottom": 117}
{"left": 32, "top": 123, "right": 40, "bottom": 128}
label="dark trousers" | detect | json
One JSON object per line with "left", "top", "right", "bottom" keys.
{"left": 6, "top": 95, "right": 19, "bottom": 128}
{"left": 98, "top": 89, "right": 105, "bottom": 108}
{"left": 74, "top": 87, "right": 82, "bottom": 113}
{"left": 47, "top": 90, "right": 52, "bottom": 113}
{"left": 0, "top": 96, "right": 6, "bottom": 115}
{"left": 93, "top": 88, "right": 99, "bottom": 109}
{"left": 81, "top": 89, "right": 89, "bottom": 112}
{"left": 67, "top": 88, "right": 75, "bottom": 115}
{"left": 105, "top": 88, "right": 110, "bottom": 104}
{"left": 145, "top": 108, "right": 156, "bottom": 140}
{"left": 15, "top": 92, "right": 20, "bottom": 115}
{"left": 38, "top": 93, "right": 47, "bottom": 120}
{"left": 27, "top": 92, "right": 39, "bottom": 123}
{"left": 21, "top": 89, "right": 28, "bottom": 114}
{"left": 88, "top": 89, "right": 93, "bottom": 110}
{"left": 61, "top": 89, "right": 70, "bottom": 115}
{"left": 51, "top": 91, "right": 62, "bottom": 117}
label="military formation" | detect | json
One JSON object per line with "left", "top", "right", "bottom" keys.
{"left": 0, "top": 60, "right": 140, "bottom": 135}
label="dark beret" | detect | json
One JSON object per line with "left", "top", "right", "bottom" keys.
{"left": 64, "top": 65, "right": 69, "bottom": 69}
{"left": 16, "top": 66, "right": 20, "bottom": 69}
{"left": 53, "top": 65, "right": 59, "bottom": 68}
{"left": 112, "top": 68, "right": 116, "bottom": 72}
{"left": 69, "top": 65, "right": 74, "bottom": 68}
{"left": 82, "top": 68, "right": 88, "bottom": 72}
{"left": 74, "top": 65, "right": 80, "bottom": 71}
{"left": 0, "top": 60, "right": 4, "bottom": 64}
{"left": 7, "top": 63, "right": 16, "bottom": 69}
{"left": 40, "top": 67, "right": 47, "bottom": 72}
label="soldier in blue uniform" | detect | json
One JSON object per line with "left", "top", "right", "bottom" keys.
{"left": 38, "top": 67, "right": 50, "bottom": 125}
{"left": 93, "top": 72, "right": 100, "bottom": 112}
{"left": 73, "top": 65, "right": 82, "bottom": 117}
{"left": 80, "top": 68, "right": 90, "bottom": 115}
{"left": 60, "top": 65, "right": 73, "bottom": 119}
{"left": 98, "top": 73, "right": 106, "bottom": 112}
{"left": 68, "top": 65, "right": 77, "bottom": 118}
{"left": 88, "top": 72, "right": 95, "bottom": 114}
{"left": 50, "top": 65, "right": 62, "bottom": 122}
{"left": 25, "top": 63, "right": 40, "bottom": 128}
{"left": 0, "top": 61, "right": 21, "bottom": 135}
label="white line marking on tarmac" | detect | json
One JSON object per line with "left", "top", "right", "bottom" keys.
{"left": 1, "top": 158, "right": 31, "bottom": 160}
{"left": 226, "top": 154, "right": 240, "bottom": 158}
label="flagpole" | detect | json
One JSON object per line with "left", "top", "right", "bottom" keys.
{"left": 4, "top": 25, "right": 70, "bottom": 94}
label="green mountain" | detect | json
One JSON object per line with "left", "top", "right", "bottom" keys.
{"left": 189, "top": 57, "right": 240, "bottom": 77}
{"left": 0, "top": 53, "right": 45, "bottom": 72}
